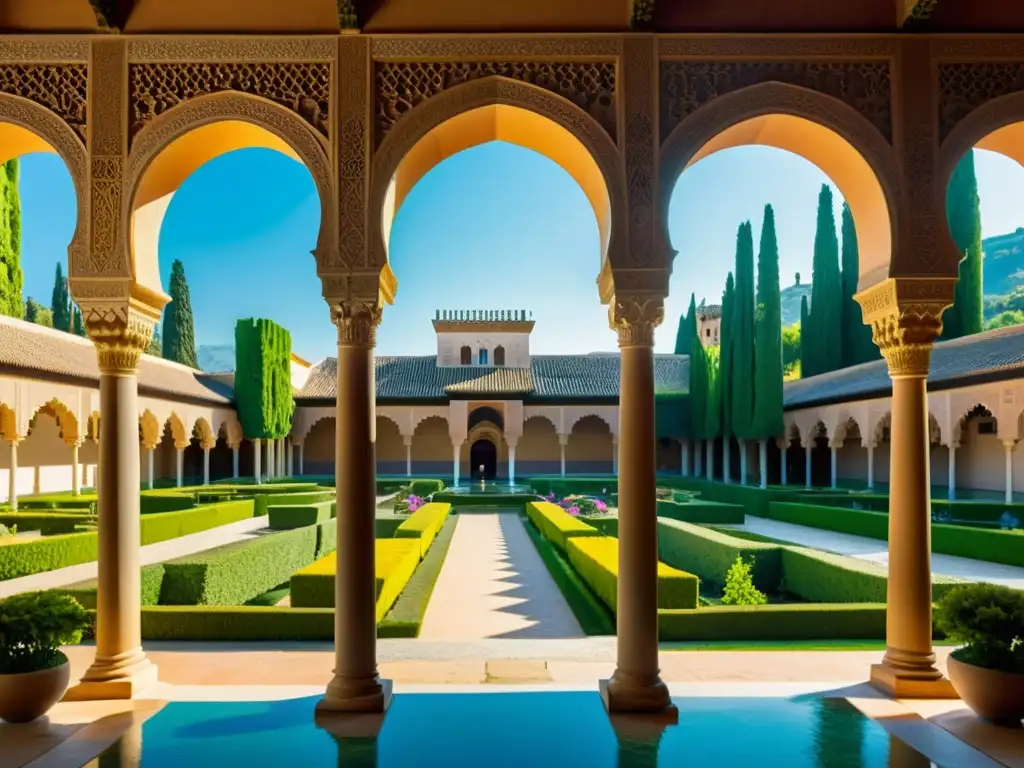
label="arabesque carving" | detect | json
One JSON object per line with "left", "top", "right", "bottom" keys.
{"left": 609, "top": 295, "right": 664, "bottom": 348}
{"left": 84, "top": 305, "right": 159, "bottom": 374}
{"left": 623, "top": 37, "right": 657, "bottom": 269}
{"left": 938, "top": 63, "right": 1024, "bottom": 142}
{"left": 337, "top": 36, "right": 370, "bottom": 271}
{"left": 375, "top": 61, "right": 617, "bottom": 146}
{"left": 659, "top": 61, "right": 891, "bottom": 143}
{"left": 129, "top": 62, "right": 331, "bottom": 143}
{"left": 0, "top": 65, "right": 87, "bottom": 144}
{"left": 855, "top": 278, "right": 956, "bottom": 378}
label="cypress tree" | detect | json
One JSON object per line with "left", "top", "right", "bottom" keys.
{"left": 752, "top": 204, "right": 784, "bottom": 440}
{"left": 943, "top": 149, "right": 984, "bottom": 339}
{"left": 72, "top": 305, "right": 86, "bottom": 336}
{"left": 163, "top": 259, "right": 198, "bottom": 368}
{"left": 808, "top": 185, "right": 843, "bottom": 375}
{"left": 840, "top": 202, "right": 877, "bottom": 366}
{"left": 800, "top": 295, "right": 811, "bottom": 374}
{"left": 0, "top": 164, "right": 10, "bottom": 317}
{"left": 50, "top": 263, "right": 71, "bottom": 332}
{"left": 687, "top": 294, "right": 705, "bottom": 439}
{"left": 674, "top": 302, "right": 692, "bottom": 355}
{"left": 4, "top": 160, "right": 22, "bottom": 319}
{"left": 720, "top": 272, "right": 735, "bottom": 441}
{"left": 148, "top": 322, "right": 162, "bottom": 356}
{"left": 730, "top": 221, "right": 755, "bottom": 440}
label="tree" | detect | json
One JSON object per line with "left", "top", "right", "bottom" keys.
{"left": 839, "top": 202, "right": 877, "bottom": 367}
{"left": 2, "top": 160, "right": 22, "bottom": 319}
{"left": 800, "top": 295, "right": 811, "bottom": 373}
{"left": 807, "top": 184, "right": 843, "bottom": 376}
{"left": 235, "top": 318, "right": 296, "bottom": 442}
{"left": 943, "top": 150, "right": 984, "bottom": 340}
{"left": 674, "top": 300, "right": 692, "bottom": 355}
{"left": 148, "top": 322, "right": 163, "bottom": 356}
{"left": 25, "top": 297, "right": 53, "bottom": 328}
{"left": 986, "top": 311, "right": 1024, "bottom": 331}
{"left": 50, "top": 263, "right": 71, "bottom": 332}
{"left": 782, "top": 323, "right": 801, "bottom": 374}
{"left": 751, "top": 205, "right": 784, "bottom": 488}
{"left": 72, "top": 305, "right": 85, "bottom": 336}
{"left": 163, "top": 259, "right": 198, "bottom": 367}
{"left": 687, "top": 293, "right": 705, "bottom": 439}
{"left": 719, "top": 272, "right": 735, "bottom": 481}
{"left": 730, "top": 221, "right": 756, "bottom": 441}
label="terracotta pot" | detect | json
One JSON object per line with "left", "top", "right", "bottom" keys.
{"left": 0, "top": 660, "right": 71, "bottom": 723}
{"left": 947, "top": 655, "right": 1024, "bottom": 728}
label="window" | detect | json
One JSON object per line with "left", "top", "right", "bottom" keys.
{"left": 460, "top": 345, "right": 471, "bottom": 365}
{"left": 479, "top": 348, "right": 489, "bottom": 365}
{"left": 494, "top": 346, "right": 506, "bottom": 366}
{"left": 705, "top": 328, "right": 711, "bottom": 338}
{"left": 978, "top": 419, "right": 997, "bottom": 435}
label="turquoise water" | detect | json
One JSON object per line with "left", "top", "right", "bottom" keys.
{"left": 441, "top": 483, "right": 538, "bottom": 495}
{"left": 88, "top": 692, "right": 943, "bottom": 767}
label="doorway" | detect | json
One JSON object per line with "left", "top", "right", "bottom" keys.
{"left": 470, "top": 439, "right": 498, "bottom": 480}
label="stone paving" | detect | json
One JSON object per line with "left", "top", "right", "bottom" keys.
{"left": 0, "top": 515, "right": 270, "bottom": 598}
{"left": 737, "top": 516, "right": 1024, "bottom": 590}
{"left": 418, "top": 511, "right": 585, "bottom": 640}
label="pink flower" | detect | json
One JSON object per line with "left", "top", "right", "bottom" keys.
{"left": 594, "top": 499, "right": 608, "bottom": 512}
{"left": 566, "top": 506, "right": 580, "bottom": 516}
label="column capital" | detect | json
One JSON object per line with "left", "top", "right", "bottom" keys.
{"left": 83, "top": 298, "right": 162, "bottom": 374}
{"left": 201, "top": 440, "right": 216, "bottom": 452}
{"left": 609, "top": 294, "right": 664, "bottom": 348}
{"left": 331, "top": 300, "right": 382, "bottom": 349}
{"left": 855, "top": 277, "right": 956, "bottom": 378}
{"left": 174, "top": 440, "right": 190, "bottom": 451}
{"left": 64, "top": 437, "right": 85, "bottom": 449}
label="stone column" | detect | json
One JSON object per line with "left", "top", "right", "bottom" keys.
{"left": 7, "top": 438, "right": 19, "bottom": 510}
{"left": 66, "top": 307, "right": 160, "bottom": 700}
{"left": 403, "top": 435, "right": 412, "bottom": 477}
{"left": 830, "top": 443, "right": 839, "bottom": 490}
{"left": 694, "top": 440, "right": 702, "bottom": 478}
{"left": 559, "top": 435, "right": 568, "bottom": 477}
{"left": 253, "top": 438, "right": 262, "bottom": 484}
{"left": 739, "top": 440, "right": 748, "bottom": 485}
{"left": 758, "top": 439, "right": 768, "bottom": 489}
{"left": 804, "top": 443, "right": 812, "bottom": 489}
{"left": 298, "top": 443, "right": 305, "bottom": 476}
{"left": 68, "top": 439, "right": 82, "bottom": 496}
{"left": 681, "top": 440, "right": 689, "bottom": 477}
{"left": 858, "top": 277, "right": 956, "bottom": 698}
{"left": 232, "top": 445, "right": 240, "bottom": 479}
{"left": 175, "top": 444, "right": 186, "bottom": 487}
{"left": 946, "top": 444, "right": 956, "bottom": 501}
{"left": 722, "top": 438, "right": 731, "bottom": 484}
{"left": 452, "top": 442, "right": 461, "bottom": 487}
{"left": 508, "top": 442, "right": 517, "bottom": 486}
{"left": 267, "top": 439, "right": 275, "bottom": 479}
{"left": 612, "top": 437, "right": 618, "bottom": 475}
{"left": 776, "top": 437, "right": 788, "bottom": 486}
{"left": 145, "top": 445, "right": 155, "bottom": 490}
{"left": 319, "top": 302, "right": 390, "bottom": 713}
{"left": 602, "top": 298, "right": 673, "bottom": 715}
{"left": 867, "top": 442, "right": 876, "bottom": 490}
{"left": 1003, "top": 442, "right": 1016, "bottom": 504}
{"left": 288, "top": 440, "right": 295, "bottom": 477}
{"left": 705, "top": 439, "right": 714, "bottom": 480}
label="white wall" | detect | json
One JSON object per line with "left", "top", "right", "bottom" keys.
{"left": 436, "top": 331, "right": 531, "bottom": 367}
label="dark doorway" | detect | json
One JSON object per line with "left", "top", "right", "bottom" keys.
{"left": 470, "top": 439, "right": 497, "bottom": 480}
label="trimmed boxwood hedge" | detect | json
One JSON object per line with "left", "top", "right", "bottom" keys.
{"left": 566, "top": 536, "right": 700, "bottom": 611}
{"left": 658, "top": 604, "right": 891, "bottom": 641}
{"left": 61, "top": 564, "right": 167, "bottom": 610}
{"left": 657, "top": 519, "right": 782, "bottom": 593}
{"left": 525, "top": 501, "right": 601, "bottom": 552}
{"left": 138, "top": 606, "right": 335, "bottom": 641}
{"left": 0, "top": 512, "right": 95, "bottom": 535}
{"left": 655, "top": 499, "right": 744, "bottom": 525}
{"left": 525, "top": 477, "right": 617, "bottom": 497}
{"left": 766, "top": 501, "right": 1024, "bottom": 567}
{"left": 140, "top": 500, "right": 255, "bottom": 545}
{"left": 394, "top": 503, "right": 450, "bottom": 557}
{"left": 18, "top": 494, "right": 99, "bottom": 513}
{"left": 267, "top": 501, "right": 335, "bottom": 530}
{"left": 252, "top": 489, "right": 334, "bottom": 518}
{"left": 408, "top": 479, "right": 446, "bottom": 497}
{"left": 430, "top": 492, "right": 537, "bottom": 508}
{"left": 160, "top": 525, "right": 318, "bottom": 605}
{"left": 655, "top": 477, "right": 805, "bottom": 516}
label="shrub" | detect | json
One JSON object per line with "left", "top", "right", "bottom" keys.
{"left": 566, "top": 536, "right": 699, "bottom": 612}
{"left": 0, "top": 591, "right": 90, "bottom": 673}
{"left": 139, "top": 500, "right": 255, "bottom": 545}
{"left": 720, "top": 556, "right": 767, "bottom": 606}
{"left": 0, "top": 532, "right": 98, "bottom": 581}
{"left": 267, "top": 501, "right": 335, "bottom": 530}
{"left": 58, "top": 565, "right": 166, "bottom": 610}
{"left": 657, "top": 519, "right": 783, "bottom": 593}
{"left": 408, "top": 479, "right": 445, "bottom": 498}
{"left": 0, "top": 523, "right": 15, "bottom": 537}
{"left": 394, "top": 502, "right": 450, "bottom": 557}
{"left": 139, "top": 605, "right": 335, "bottom": 641}
{"left": 252, "top": 490, "right": 334, "bottom": 518}
{"left": 160, "top": 526, "right": 318, "bottom": 606}
{"left": 379, "top": 518, "right": 459, "bottom": 637}
{"left": 658, "top": 603, "right": 890, "bottom": 641}
{"left": 525, "top": 501, "right": 601, "bottom": 552}
{"left": 0, "top": 513, "right": 93, "bottom": 535}
{"left": 935, "top": 583, "right": 1024, "bottom": 674}
{"left": 290, "top": 539, "right": 421, "bottom": 621}
{"left": 656, "top": 498, "right": 744, "bottom": 524}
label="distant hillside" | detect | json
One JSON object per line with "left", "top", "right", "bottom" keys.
{"left": 781, "top": 280, "right": 812, "bottom": 327}
{"left": 197, "top": 344, "right": 235, "bottom": 373}
{"left": 982, "top": 228, "right": 1024, "bottom": 298}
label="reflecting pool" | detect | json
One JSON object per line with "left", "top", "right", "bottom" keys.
{"left": 86, "top": 692, "right": 946, "bottom": 767}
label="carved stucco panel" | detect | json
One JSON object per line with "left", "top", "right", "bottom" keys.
{"left": 0, "top": 64, "right": 87, "bottom": 145}
{"left": 621, "top": 37, "right": 659, "bottom": 273}
{"left": 334, "top": 35, "right": 370, "bottom": 274}
{"left": 659, "top": 60, "right": 892, "bottom": 144}
{"left": 129, "top": 61, "right": 331, "bottom": 144}
{"left": 938, "top": 63, "right": 1024, "bottom": 143}
{"left": 375, "top": 60, "right": 616, "bottom": 147}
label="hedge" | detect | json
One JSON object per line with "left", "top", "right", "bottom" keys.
{"left": 409, "top": 479, "right": 446, "bottom": 497}
{"left": 139, "top": 491, "right": 198, "bottom": 514}
{"left": 394, "top": 502, "right": 450, "bottom": 557}
{"left": 139, "top": 500, "right": 255, "bottom": 545}
{"left": 525, "top": 478, "right": 617, "bottom": 497}
{"left": 657, "top": 520, "right": 783, "bottom": 593}
{"left": 252, "top": 490, "right": 335, "bottom": 518}
{"left": 655, "top": 499, "right": 744, "bottom": 525}
{"left": 0, "top": 512, "right": 95, "bottom": 535}
{"left": 313, "top": 516, "right": 405, "bottom": 559}
{"left": 267, "top": 501, "right": 335, "bottom": 530}
{"left": 18, "top": 494, "right": 98, "bottom": 513}
{"left": 658, "top": 604, "right": 890, "bottom": 641}
{"left": 161, "top": 525, "right": 318, "bottom": 606}
{"left": 655, "top": 477, "right": 805, "bottom": 516}
{"left": 796, "top": 493, "right": 1024, "bottom": 526}
{"left": 430, "top": 492, "right": 537, "bottom": 508}
{"left": 525, "top": 501, "right": 601, "bottom": 552}
{"left": 581, "top": 516, "right": 618, "bottom": 536}
{"left": 378, "top": 517, "right": 458, "bottom": 638}
{"left": 766, "top": 502, "right": 1024, "bottom": 567}
{"left": 60, "top": 565, "right": 166, "bottom": 610}
{"left": 138, "top": 606, "right": 335, "bottom": 641}
{"left": 566, "top": 536, "right": 700, "bottom": 612}
{"left": 290, "top": 538, "right": 421, "bottom": 621}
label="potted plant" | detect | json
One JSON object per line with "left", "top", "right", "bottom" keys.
{"left": 0, "top": 591, "right": 89, "bottom": 723}
{"left": 936, "top": 583, "right": 1024, "bottom": 727}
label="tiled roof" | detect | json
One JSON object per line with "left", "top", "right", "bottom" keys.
{"left": 783, "top": 323, "right": 1024, "bottom": 410}
{"left": 0, "top": 316, "right": 234, "bottom": 405}
{"left": 296, "top": 353, "right": 690, "bottom": 402}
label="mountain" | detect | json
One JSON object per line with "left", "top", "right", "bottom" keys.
{"left": 197, "top": 344, "right": 235, "bottom": 373}
{"left": 982, "top": 228, "right": 1024, "bottom": 298}
{"left": 780, "top": 280, "right": 812, "bottom": 327}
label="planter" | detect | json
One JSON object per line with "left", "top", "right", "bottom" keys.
{"left": 948, "top": 655, "right": 1024, "bottom": 727}
{"left": 0, "top": 660, "right": 71, "bottom": 723}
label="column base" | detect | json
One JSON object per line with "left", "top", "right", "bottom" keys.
{"left": 869, "top": 662, "right": 957, "bottom": 700}
{"left": 317, "top": 676, "right": 392, "bottom": 714}
{"left": 600, "top": 677, "right": 678, "bottom": 720}
{"left": 63, "top": 657, "right": 158, "bottom": 701}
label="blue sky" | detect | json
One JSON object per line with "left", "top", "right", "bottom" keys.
{"left": 16, "top": 144, "right": 1024, "bottom": 363}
